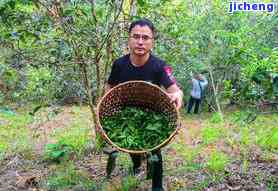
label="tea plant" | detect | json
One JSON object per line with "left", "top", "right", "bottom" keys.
{"left": 101, "top": 106, "right": 173, "bottom": 150}
{"left": 43, "top": 142, "right": 73, "bottom": 163}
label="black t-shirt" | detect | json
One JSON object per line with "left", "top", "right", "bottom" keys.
{"left": 108, "top": 54, "right": 176, "bottom": 89}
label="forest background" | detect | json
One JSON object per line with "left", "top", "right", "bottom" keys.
{"left": 0, "top": 0, "right": 277, "bottom": 190}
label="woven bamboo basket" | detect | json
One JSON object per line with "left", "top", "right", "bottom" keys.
{"left": 96, "top": 81, "right": 180, "bottom": 154}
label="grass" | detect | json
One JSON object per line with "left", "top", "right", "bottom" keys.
{"left": 120, "top": 176, "right": 140, "bottom": 191}
{"left": 256, "top": 126, "right": 278, "bottom": 151}
{"left": 209, "top": 112, "right": 223, "bottom": 124}
{"left": 99, "top": 175, "right": 139, "bottom": 191}
{"left": 47, "top": 106, "right": 94, "bottom": 158}
{"left": 239, "top": 126, "right": 251, "bottom": 146}
{"left": 50, "top": 125, "right": 94, "bottom": 156}
{"left": 117, "top": 152, "right": 133, "bottom": 171}
{"left": 0, "top": 106, "right": 277, "bottom": 190}
{"left": 44, "top": 161, "right": 94, "bottom": 190}
{"left": 206, "top": 151, "right": 229, "bottom": 172}
{"left": 170, "top": 143, "right": 201, "bottom": 164}
{"left": 191, "top": 178, "right": 210, "bottom": 191}
{"left": 225, "top": 111, "right": 278, "bottom": 153}
{"left": 255, "top": 115, "right": 278, "bottom": 153}
{"left": 0, "top": 111, "right": 33, "bottom": 157}
{"left": 266, "top": 176, "right": 278, "bottom": 191}
{"left": 201, "top": 126, "right": 222, "bottom": 144}
{"left": 43, "top": 142, "right": 74, "bottom": 163}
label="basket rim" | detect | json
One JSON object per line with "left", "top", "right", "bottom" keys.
{"left": 96, "top": 80, "right": 180, "bottom": 154}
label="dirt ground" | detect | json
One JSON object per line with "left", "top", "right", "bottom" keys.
{"left": 0, "top": 148, "right": 277, "bottom": 191}
{"left": 0, "top": 107, "right": 277, "bottom": 191}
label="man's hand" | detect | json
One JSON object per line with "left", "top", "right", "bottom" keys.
{"left": 166, "top": 84, "right": 183, "bottom": 110}
{"left": 167, "top": 91, "right": 183, "bottom": 110}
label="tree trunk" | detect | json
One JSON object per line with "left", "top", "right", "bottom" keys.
{"left": 208, "top": 65, "right": 224, "bottom": 120}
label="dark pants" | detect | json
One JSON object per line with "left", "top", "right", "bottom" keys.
{"left": 106, "top": 150, "right": 163, "bottom": 190}
{"left": 187, "top": 96, "right": 201, "bottom": 114}
{"left": 130, "top": 150, "right": 163, "bottom": 191}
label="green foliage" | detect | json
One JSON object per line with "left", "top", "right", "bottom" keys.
{"left": 209, "top": 112, "right": 223, "bottom": 123}
{"left": 0, "top": 111, "right": 32, "bottom": 156}
{"left": 0, "top": 64, "right": 19, "bottom": 102}
{"left": 0, "top": 104, "right": 277, "bottom": 190}
{"left": 266, "top": 176, "right": 278, "bottom": 191}
{"left": 201, "top": 127, "right": 222, "bottom": 144}
{"left": 1, "top": 0, "right": 277, "bottom": 108}
{"left": 191, "top": 178, "right": 210, "bottom": 191}
{"left": 223, "top": 80, "right": 232, "bottom": 99}
{"left": 100, "top": 175, "right": 139, "bottom": 191}
{"left": 257, "top": 127, "right": 278, "bottom": 151}
{"left": 50, "top": 124, "right": 93, "bottom": 156}
{"left": 43, "top": 142, "right": 73, "bottom": 163}
{"left": 120, "top": 176, "right": 139, "bottom": 191}
{"left": 145, "top": 0, "right": 277, "bottom": 107}
{"left": 241, "top": 158, "right": 249, "bottom": 174}
{"left": 0, "top": 64, "right": 18, "bottom": 87}
{"left": 206, "top": 151, "right": 229, "bottom": 172}
{"left": 101, "top": 106, "right": 172, "bottom": 150}
{"left": 170, "top": 143, "right": 201, "bottom": 165}
{"left": 228, "top": 111, "right": 249, "bottom": 124}
{"left": 240, "top": 126, "right": 251, "bottom": 146}
{"left": 45, "top": 162, "right": 94, "bottom": 190}
{"left": 95, "top": 132, "right": 105, "bottom": 152}
{"left": 21, "top": 67, "right": 56, "bottom": 103}
{"left": 227, "top": 110, "right": 278, "bottom": 152}
{"left": 2, "top": 0, "right": 130, "bottom": 105}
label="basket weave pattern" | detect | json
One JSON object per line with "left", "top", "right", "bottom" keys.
{"left": 96, "top": 81, "right": 179, "bottom": 154}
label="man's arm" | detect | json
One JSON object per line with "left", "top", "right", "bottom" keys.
{"left": 199, "top": 75, "right": 208, "bottom": 87}
{"left": 105, "top": 84, "right": 113, "bottom": 93}
{"left": 166, "top": 83, "right": 183, "bottom": 110}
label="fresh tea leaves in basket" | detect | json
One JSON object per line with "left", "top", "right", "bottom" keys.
{"left": 100, "top": 106, "right": 173, "bottom": 150}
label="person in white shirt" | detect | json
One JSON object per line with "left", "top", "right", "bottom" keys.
{"left": 187, "top": 73, "right": 208, "bottom": 114}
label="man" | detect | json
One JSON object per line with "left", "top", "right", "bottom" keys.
{"left": 187, "top": 73, "right": 208, "bottom": 114}
{"left": 104, "top": 18, "right": 183, "bottom": 191}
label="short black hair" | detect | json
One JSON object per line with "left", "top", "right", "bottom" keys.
{"left": 128, "top": 18, "right": 155, "bottom": 34}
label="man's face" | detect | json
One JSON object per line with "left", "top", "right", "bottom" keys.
{"left": 195, "top": 74, "right": 202, "bottom": 80}
{"left": 128, "top": 25, "right": 154, "bottom": 56}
